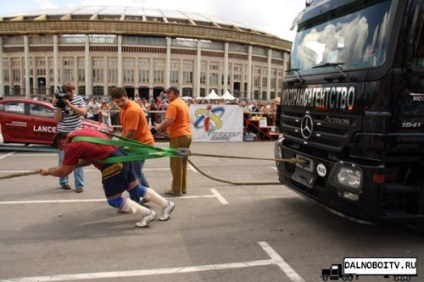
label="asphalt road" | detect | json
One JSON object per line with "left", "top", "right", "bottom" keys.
{"left": 0, "top": 141, "right": 422, "bottom": 282}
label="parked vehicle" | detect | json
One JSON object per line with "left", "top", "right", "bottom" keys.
{"left": 0, "top": 98, "right": 113, "bottom": 145}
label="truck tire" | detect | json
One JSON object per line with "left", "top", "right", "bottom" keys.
{"left": 322, "top": 274, "right": 329, "bottom": 281}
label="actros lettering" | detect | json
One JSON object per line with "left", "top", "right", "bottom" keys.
{"left": 281, "top": 86, "right": 355, "bottom": 111}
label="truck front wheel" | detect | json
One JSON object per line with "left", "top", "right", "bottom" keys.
{"left": 322, "top": 274, "right": 329, "bottom": 281}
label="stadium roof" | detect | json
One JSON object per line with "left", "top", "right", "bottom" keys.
{"left": 0, "top": 6, "right": 291, "bottom": 51}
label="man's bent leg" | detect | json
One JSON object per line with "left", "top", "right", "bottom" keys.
{"left": 133, "top": 160, "right": 149, "bottom": 187}
{"left": 130, "top": 185, "right": 175, "bottom": 220}
{"left": 144, "top": 187, "right": 168, "bottom": 207}
{"left": 138, "top": 159, "right": 150, "bottom": 187}
{"left": 108, "top": 197, "right": 156, "bottom": 228}
{"left": 58, "top": 150, "right": 68, "bottom": 186}
{"left": 144, "top": 188, "right": 175, "bottom": 221}
{"left": 128, "top": 183, "right": 146, "bottom": 203}
{"left": 74, "top": 166, "right": 84, "bottom": 190}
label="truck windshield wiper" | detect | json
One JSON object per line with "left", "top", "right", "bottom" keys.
{"left": 313, "top": 62, "right": 347, "bottom": 78}
{"left": 285, "top": 68, "right": 304, "bottom": 83}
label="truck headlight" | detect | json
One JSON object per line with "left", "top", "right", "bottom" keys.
{"left": 329, "top": 162, "right": 363, "bottom": 201}
{"left": 274, "top": 138, "right": 283, "bottom": 165}
{"left": 337, "top": 167, "right": 362, "bottom": 188}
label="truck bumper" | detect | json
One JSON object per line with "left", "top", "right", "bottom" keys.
{"left": 274, "top": 138, "right": 424, "bottom": 223}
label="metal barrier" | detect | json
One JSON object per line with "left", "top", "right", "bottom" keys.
{"left": 99, "top": 109, "right": 279, "bottom": 141}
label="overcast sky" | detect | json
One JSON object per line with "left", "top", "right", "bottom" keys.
{"left": 1, "top": 0, "right": 305, "bottom": 42}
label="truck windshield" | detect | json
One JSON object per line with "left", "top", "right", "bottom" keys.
{"left": 290, "top": 0, "right": 397, "bottom": 74}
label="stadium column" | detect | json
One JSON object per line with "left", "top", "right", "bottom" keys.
{"left": 0, "top": 37, "right": 3, "bottom": 98}
{"left": 195, "top": 40, "right": 201, "bottom": 98}
{"left": 224, "top": 43, "right": 229, "bottom": 95}
{"left": 118, "top": 35, "right": 123, "bottom": 87}
{"left": 53, "top": 35, "right": 59, "bottom": 92}
{"left": 267, "top": 49, "right": 272, "bottom": 101}
{"left": 247, "top": 46, "right": 252, "bottom": 101}
{"left": 165, "top": 37, "right": 171, "bottom": 87}
{"left": 24, "top": 35, "right": 30, "bottom": 99}
{"left": 85, "top": 34, "right": 92, "bottom": 97}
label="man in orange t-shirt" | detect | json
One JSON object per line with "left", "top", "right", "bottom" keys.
{"left": 111, "top": 87, "right": 154, "bottom": 203}
{"left": 153, "top": 86, "right": 192, "bottom": 196}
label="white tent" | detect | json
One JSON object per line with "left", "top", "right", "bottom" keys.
{"left": 222, "top": 90, "right": 235, "bottom": 100}
{"left": 205, "top": 89, "right": 221, "bottom": 100}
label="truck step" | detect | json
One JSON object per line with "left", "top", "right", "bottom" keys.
{"left": 384, "top": 183, "right": 420, "bottom": 194}
{"left": 383, "top": 210, "right": 424, "bottom": 220}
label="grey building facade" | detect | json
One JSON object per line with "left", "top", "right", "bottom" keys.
{"left": 0, "top": 6, "right": 291, "bottom": 101}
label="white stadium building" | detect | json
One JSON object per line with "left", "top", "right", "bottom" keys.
{"left": 0, "top": 6, "right": 291, "bottom": 101}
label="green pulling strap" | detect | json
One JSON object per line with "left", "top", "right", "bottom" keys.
{"left": 71, "top": 136, "right": 185, "bottom": 164}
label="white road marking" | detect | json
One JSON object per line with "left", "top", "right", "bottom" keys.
{"left": 188, "top": 163, "right": 197, "bottom": 173}
{"left": 0, "top": 152, "right": 14, "bottom": 160}
{"left": 160, "top": 195, "right": 218, "bottom": 200}
{"left": 259, "top": 241, "right": 305, "bottom": 282}
{"left": 0, "top": 153, "right": 56, "bottom": 157}
{"left": 0, "top": 194, "right": 220, "bottom": 205}
{"left": 0, "top": 199, "right": 106, "bottom": 205}
{"left": 144, "top": 167, "right": 170, "bottom": 171}
{"left": 0, "top": 185, "right": 231, "bottom": 206}
{"left": 1, "top": 241, "right": 304, "bottom": 282}
{"left": 210, "top": 188, "right": 229, "bottom": 205}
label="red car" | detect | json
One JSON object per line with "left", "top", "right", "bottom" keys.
{"left": 0, "top": 98, "right": 113, "bottom": 145}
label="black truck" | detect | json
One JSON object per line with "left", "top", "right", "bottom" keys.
{"left": 321, "top": 264, "right": 354, "bottom": 281}
{"left": 274, "top": 0, "right": 424, "bottom": 225}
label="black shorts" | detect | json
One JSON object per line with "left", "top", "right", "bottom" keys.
{"left": 101, "top": 148, "right": 137, "bottom": 198}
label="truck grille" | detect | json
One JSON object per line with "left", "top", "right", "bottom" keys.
{"left": 281, "top": 109, "right": 361, "bottom": 153}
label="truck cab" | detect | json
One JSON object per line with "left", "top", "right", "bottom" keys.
{"left": 321, "top": 264, "right": 342, "bottom": 281}
{"left": 275, "top": 0, "right": 424, "bottom": 223}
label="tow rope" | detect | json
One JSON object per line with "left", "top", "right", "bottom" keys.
{"left": 0, "top": 167, "right": 56, "bottom": 180}
{"left": 0, "top": 135, "right": 303, "bottom": 185}
{"left": 72, "top": 136, "right": 300, "bottom": 186}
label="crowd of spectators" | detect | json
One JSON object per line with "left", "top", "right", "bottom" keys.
{"left": 33, "top": 94, "right": 280, "bottom": 130}
{"left": 104, "top": 96, "right": 280, "bottom": 129}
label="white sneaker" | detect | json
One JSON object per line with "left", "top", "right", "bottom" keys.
{"left": 159, "top": 201, "right": 175, "bottom": 221}
{"left": 135, "top": 210, "right": 156, "bottom": 228}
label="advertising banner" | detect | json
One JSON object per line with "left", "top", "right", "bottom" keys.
{"left": 191, "top": 104, "right": 243, "bottom": 142}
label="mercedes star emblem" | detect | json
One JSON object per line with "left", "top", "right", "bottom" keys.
{"left": 301, "top": 115, "right": 314, "bottom": 139}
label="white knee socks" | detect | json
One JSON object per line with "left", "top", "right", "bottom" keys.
{"left": 143, "top": 188, "right": 168, "bottom": 207}
{"left": 120, "top": 198, "right": 151, "bottom": 216}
